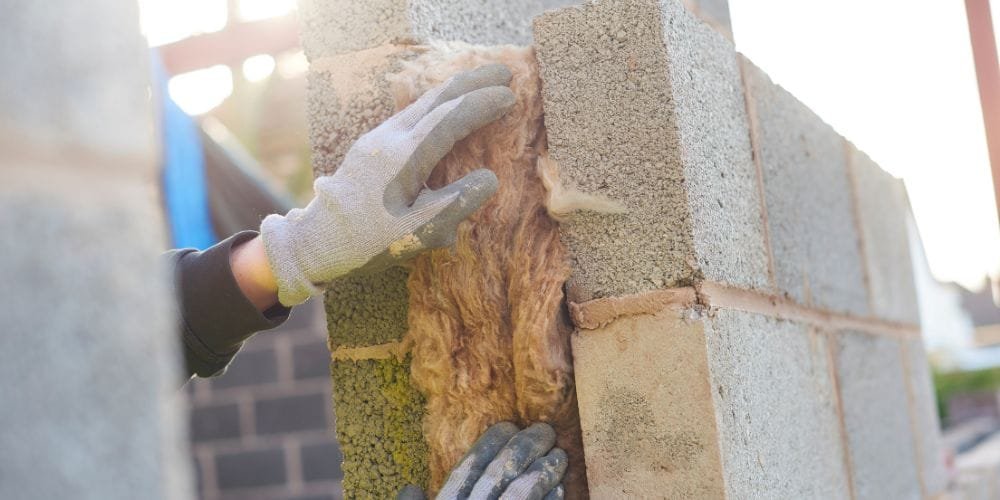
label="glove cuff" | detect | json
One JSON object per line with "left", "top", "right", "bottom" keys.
{"left": 260, "top": 213, "right": 323, "bottom": 307}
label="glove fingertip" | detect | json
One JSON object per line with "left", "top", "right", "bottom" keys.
{"left": 543, "top": 484, "right": 566, "bottom": 500}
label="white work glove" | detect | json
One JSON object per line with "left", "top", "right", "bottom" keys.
{"left": 261, "top": 64, "right": 515, "bottom": 306}
{"left": 398, "top": 422, "right": 568, "bottom": 500}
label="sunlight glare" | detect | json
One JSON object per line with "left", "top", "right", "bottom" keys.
{"left": 168, "top": 65, "right": 233, "bottom": 115}
{"left": 139, "top": 0, "right": 228, "bottom": 47}
{"left": 238, "top": 0, "right": 297, "bottom": 22}
{"left": 242, "top": 54, "right": 276, "bottom": 82}
{"left": 277, "top": 51, "right": 309, "bottom": 79}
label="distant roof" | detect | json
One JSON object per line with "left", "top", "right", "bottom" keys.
{"left": 961, "top": 279, "right": 1000, "bottom": 326}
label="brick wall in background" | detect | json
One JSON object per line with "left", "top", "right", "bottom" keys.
{"left": 187, "top": 299, "right": 344, "bottom": 500}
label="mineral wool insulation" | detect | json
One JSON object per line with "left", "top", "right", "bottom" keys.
{"left": 387, "top": 43, "right": 622, "bottom": 498}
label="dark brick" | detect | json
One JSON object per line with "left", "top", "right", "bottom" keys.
{"left": 302, "top": 441, "right": 344, "bottom": 481}
{"left": 212, "top": 347, "right": 279, "bottom": 390}
{"left": 215, "top": 447, "right": 287, "bottom": 490}
{"left": 283, "top": 495, "right": 338, "bottom": 500}
{"left": 190, "top": 402, "right": 241, "bottom": 442}
{"left": 194, "top": 454, "right": 205, "bottom": 493}
{"left": 255, "top": 392, "right": 329, "bottom": 435}
{"left": 293, "top": 340, "right": 331, "bottom": 380}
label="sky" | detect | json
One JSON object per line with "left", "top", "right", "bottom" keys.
{"left": 729, "top": 0, "right": 1000, "bottom": 290}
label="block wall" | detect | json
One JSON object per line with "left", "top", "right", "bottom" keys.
{"left": 0, "top": 1, "right": 192, "bottom": 499}
{"left": 298, "top": 0, "right": 945, "bottom": 498}
{"left": 297, "top": 1, "right": 578, "bottom": 497}
{"left": 534, "top": 0, "right": 946, "bottom": 498}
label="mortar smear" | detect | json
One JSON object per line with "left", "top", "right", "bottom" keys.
{"left": 390, "top": 43, "right": 588, "bottom": 498}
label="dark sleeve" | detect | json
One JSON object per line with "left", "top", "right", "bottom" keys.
{"left": 166, "top": 230, "right": 291, "bottom": 380}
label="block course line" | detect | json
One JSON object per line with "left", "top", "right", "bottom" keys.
{"left": 698, "top": 281, "right": 920, "bottom": 338}
{"left": 569, "top": 281, "right": 920, "bottom": 339}
{"left": 329, "top": 339, "right": 411, "bottom": 362}
{"left": 568, "top": 288, "right": 698, "bottom": 329}
{"left": 334, "top": 280, "right": 920, "bottom": 362}
{"left": 0, "top": 124, "right": 154, "bottom": 177}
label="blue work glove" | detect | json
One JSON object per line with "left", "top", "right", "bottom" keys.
{"left": 398, "top": 422, "right": 568, "bottom": 500}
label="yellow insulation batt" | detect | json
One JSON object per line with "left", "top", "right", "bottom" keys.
{"left": 389, "top": 43, "right": 590, "bottom": 498}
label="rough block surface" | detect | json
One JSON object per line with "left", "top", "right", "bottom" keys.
{"left": 535, "top": 0, "right": 767, "bottom": 301}
{"left": 1, "top": 5, "right": 186, "bottom": 494}
{"left": 307, "top": 45, "right": 415, "bottom": 177}
{"left": 0, "top": 179, "right": 190, "bottom": 500}
{"left": 706, "top": 310, "right": 851, "bottom": 498}
{"left": 299, "top": 0, "right": 409, "bottom": 59}
{"left": 1, "top": 1, "right": 155, "bottom": 161}
{"left": 834, "top": 331, "right": 921, "bottom": 499}
{"left": 325, "top": 267, "right": 410, "bottom": 348}
{"left": 299, "top": 0, "right": 576, "bottom": 58}
{"left": 902, "top": 339, "right": 947, "bottom": 496}
{"left": 571, "top": 310, "right": 726, "bottom": 498}
{"left": 849, "top": 145, "right": 920, "bottom": 324}
{"left": 742, "top": 57, "right": 869, "bottom": 315}
{"left": 330, "top": 357, "right": 428, "bottom": 498}
{"left": 683, "top": 0, "right": 733, "bottom": 37}
{"left": 662, "top": 0, "right": 769, "bottom": 292}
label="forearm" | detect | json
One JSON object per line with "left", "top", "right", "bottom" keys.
{"left": 230, "top": 235, "right": 279, "bottom": 312}
{"left": 170, "top": 231, "right": 290, "bottom": 380}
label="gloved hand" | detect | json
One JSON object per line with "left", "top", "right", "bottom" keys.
{"left": 261, "top": 64, "right": 515, "bottom": 306}
{"left": 398, "top": 422, "right": 568, "bottom": 500}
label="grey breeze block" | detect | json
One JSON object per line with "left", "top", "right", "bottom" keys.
{"left": 706, "top": 309, "right": 852, "bottom": 498}
{"left": 848, "top": 144, "right": 921, "bottom": 324}
{"left": 298, "top": 0, "right": 581, "bottom": 59}
{"left": 834, "top": 331, "right": 921, "bottom": 499}
{"left": 741, "top": 56, "right": 869, "bottom": 316}
{"left": 534, "top": 0, "right": 769, "bottom": 302}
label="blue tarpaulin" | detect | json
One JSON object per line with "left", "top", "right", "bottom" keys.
{"left": 152, "top": 52, "right": 218, "bottom": 250}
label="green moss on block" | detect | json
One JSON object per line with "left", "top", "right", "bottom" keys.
{"left": 331, "top": 356, "right": 429, "bottom": 498}
{"left": 325, "top": 267, "right": 410, "bottom": 348}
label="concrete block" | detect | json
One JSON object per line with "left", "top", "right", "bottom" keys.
{"left": 330, "top": 357, "right": 429, "bottom": 498}
{"left": 742, "top": 57, "right": 869, "bottom": 315}
{"left": 298, "top": 0, "right": 578, "bottom": 59}
{"left": 849, "top": 145, "right": 921, "bottom": 324}
{"left": 706, "top": 310, "right": 851, "bottom": 498}
{"left": 902, "top": 339, "right": 947, "bottom": 496}
{"left": 325, "top": 267, "right": 410, "bottom": 348}
{"left": 0, "top": 1, "right": 156, "bottom": 164}
{"left": 0, "top": 5, "right": 184, "bottom": 496}
{"left": 571, "top": 309, "right": 726, "bottom": 498}
{"left": 534, "top": 0, "right": 768, "bottom": 302}
{"left": 682, "top": 0, "right": 733, "bottom": 38}
{"left": 307, "top": 44, "right": 416, "bottom": 177}
{"left": 0, "top": 177, "right": 192, "bottom": 500}
{"left": 834, "top": 331, "right": 921, "bottom": 499}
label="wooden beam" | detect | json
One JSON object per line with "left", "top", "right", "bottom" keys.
{"left": 158, "top": 15, "right": 299, "bottom": 75}
{"left": 964, "top": 0, "right": 1000, "bottom": 228}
